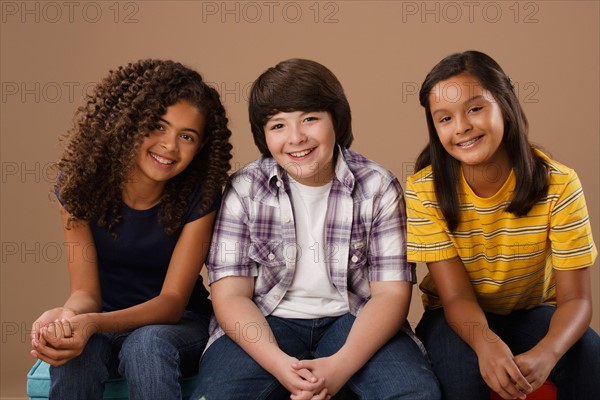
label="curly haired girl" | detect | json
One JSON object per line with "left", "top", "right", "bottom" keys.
{"left": 29, "top": 59, "right": 232, "bottom": 399}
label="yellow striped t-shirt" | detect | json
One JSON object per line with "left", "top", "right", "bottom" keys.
{"left": 406, "top": 150, "right": 597, "bottom": 314}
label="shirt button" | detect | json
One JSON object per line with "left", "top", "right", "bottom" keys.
{"left": 283, "top": 216, "right": 290, "bottom": 223}
{"left": 276, "top": 180, "right": 282, "bottom": 187}
{"left": 268, "top": 253, "right": 275, "bottom": 261}
{"left": 273, "top": 294, "right": 280, "bottom": 300}
{"left": 351, "top": 255, "right": 359, "bottom": 263}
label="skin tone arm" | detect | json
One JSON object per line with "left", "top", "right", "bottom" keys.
{"left": 291, "top": 280, "right": 413, "bottom": 398}
{"left": 427, "top": 257, "right": 532, "bottom": 400}
{"left": 210, "top": 276, "right": 328, "bottom": 400}
{"left": 429, "top": 258, "right": 593, "bottom": 398}
{"left": 513, "top": 267, "right": 593, "bottom": 390}
{"left": 30, "top": 203, "right": 216, "bottom": 366}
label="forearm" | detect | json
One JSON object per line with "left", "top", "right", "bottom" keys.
{"left": 443, "top": 297, "right": 496, "bottom": 354}
{"left": 335, "top": 283, "right": 410, "bottom": 374}
{"left": 214, "top": 295, "right": 287, "bottom": 374}
{"left": 534, "top": 298, "right": 591, "bottom": 362}
{"left": 63, "top": 290, "right": 102, "bottom": 315}
{"left": 75, "top": 292, "right": 187, "bottom": 335}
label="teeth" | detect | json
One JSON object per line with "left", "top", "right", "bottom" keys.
{"left": 458, "top": 137, "right": 479, "bottom": 147}
{"left": 290, "top": 148, "right": 313, "bottom": 157}
{"left": 150, "top": 153, "right": 174, "bottom": 165}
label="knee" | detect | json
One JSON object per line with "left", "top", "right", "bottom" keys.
{"left": 371, "top": 374, "right": 441, "bottom": 400}
{"left": 419, "top": 382, "right": 442, "bottom": 400}
{"left": 119, "top": 326, "right": 179, "bottom": 368}
{"left": 417, "top": 312, "right": 475, "bottom": 362}
{"left": 50, "top": 334, "right": 111, "bottom": 383}
{"left": 564, "top": 328, "right": 600, "bottom": 371}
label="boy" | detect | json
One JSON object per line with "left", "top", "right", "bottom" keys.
{"left": 193, "top": 59, "right": 439, "bottom": 400}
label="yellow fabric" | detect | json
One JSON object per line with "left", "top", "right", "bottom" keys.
{"left": 406, "top": 150, "right": 597, "bottom": 314}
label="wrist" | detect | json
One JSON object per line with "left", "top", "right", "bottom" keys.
{"left": 330, "top": 349, "right": 361, "bottom": 378}
{"left": 531, "top": 339, "right": 562, "bottom": 365}
{"left": 75, "top": 313, "right": 100, "bottom": 338}
{"left": 60, "top": 306, "right": 78, "bottom": 316}
{"left": 263, "top": 351, "right": 293, "bottom": 379}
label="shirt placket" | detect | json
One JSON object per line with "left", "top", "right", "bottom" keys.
{"left": 273, "top": 178, "right": 297, "bottom": 303}
{"left": 325, "top": 184, "right": 352, "bottom": 307}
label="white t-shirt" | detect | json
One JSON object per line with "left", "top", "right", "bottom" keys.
{"left": 271, "top": 178, "right": 349, "bottom": 318}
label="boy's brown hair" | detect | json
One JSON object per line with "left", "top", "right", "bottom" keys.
{"left": 249, "top": 58, "right": 353, "bottom": 156}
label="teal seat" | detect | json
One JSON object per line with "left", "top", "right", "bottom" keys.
{"left": 26, "top": 359, "right": 197, "bottom": 399}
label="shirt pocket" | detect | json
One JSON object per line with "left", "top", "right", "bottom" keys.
{"left": 248, "top": 240, "right": 286, "bottom": 268}
{"left": 249, "top": 240, "right": 287, "bottom": 298}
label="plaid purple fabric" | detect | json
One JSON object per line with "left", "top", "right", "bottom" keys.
{"left": 205, "top": 148, "right": 416, "bottom": 344}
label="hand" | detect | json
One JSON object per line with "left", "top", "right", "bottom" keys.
{"left": 291, "top": 356, "right": 351, "bottom": 397}
{"left": 477, "top": 339, "right": 533, "bottom": 399}
{"left": 30, "top": 313, "right": 98, "bottom": 366}
{"left": 514, "top": 345, "right": 556, "bottom": 392}
{"left": 271, "top": 355, "right": 328, "bottom": 400}
{"left": 30, "top": 307, "right": 76, "bottom": 343}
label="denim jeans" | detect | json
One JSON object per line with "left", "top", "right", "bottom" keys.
{"left": 192, "top": 313, "right": 440, "bottom": 400}
{"left": 416, "top": 306, "right": 600, "bottom": 400}
{"left": 49, "top": 310, "right": 210, "bottom": 400}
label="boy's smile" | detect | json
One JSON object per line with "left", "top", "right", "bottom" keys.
{"left": 265, "top": 110, "right": 336, "bottom": 186}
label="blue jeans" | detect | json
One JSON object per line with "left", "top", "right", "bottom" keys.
{"left": 416, "top": 306, "right": 600, "bottom": 400}
{"left": 49, "top": 310, "right": 210, "bottom": 400}
{"left": 193, "top": 313, "right": 440, "bottom": 400}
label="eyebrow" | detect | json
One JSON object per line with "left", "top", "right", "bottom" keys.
{"left": 159, "top": 117, "right": 201, "bottom": 136}
{"left": 267, "top": 110, "right": 323, "bottom": 122}
{"left": 431, "top": 94, "right": 485, "bottom": 117}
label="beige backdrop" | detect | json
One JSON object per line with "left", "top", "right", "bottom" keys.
{"left": 1, "top": 1, "right": 599, "bottom": 397}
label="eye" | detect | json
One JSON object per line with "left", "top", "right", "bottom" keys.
{"left": 269, "top": 123, "right": 284, "bottom": 130}
{"left": 468, "top": 106, "right": 483, "bottom": 113}
{"left": 180, "top": 133, "right": 195, "bottom": 142}
{"left": 303, "top": 116, "right": 318, "bottom": 122}
{"left": 153, "top": 123, "right": 165, "bottom": 131}
{"left": 438, "top": 116, "right": 451, "bottom": 123}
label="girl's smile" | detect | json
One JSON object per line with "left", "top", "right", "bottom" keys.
{"left": 429, "top": 72, "right": 511, "bottom": 196}
{"left": 134, "top": 100, "right": 204, "bottom": 180}
{"left": 125, "top": 100, "right": 205, "bottom": 207}
{"left": 149, "top": 152, "right": 176, "bottom": 166}
{"left": 429, "top": 72, "right": 507, "bottom": 167}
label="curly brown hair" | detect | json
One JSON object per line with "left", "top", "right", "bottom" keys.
{"left": 56, "top": 59, "right": 233, "bottom": 234}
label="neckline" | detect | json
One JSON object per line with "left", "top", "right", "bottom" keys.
{"left": 460, "top": 167, "right": 515, "bottom": 206}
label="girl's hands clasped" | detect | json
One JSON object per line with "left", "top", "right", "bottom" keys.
{"left": 30, "top": 312, "right": 98, "bottom": 366}
{"left": 477, "top": 339, "right": 532, "bottom": 400}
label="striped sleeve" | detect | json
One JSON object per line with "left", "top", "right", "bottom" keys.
{"left": 206, "top": 181, "right": 256, "bottom": 283}
{"left": 405, "top": 170, "right": 458, "bottom": 263}
{"left": 549, "top": 170, "right": 597, "bottom": 269}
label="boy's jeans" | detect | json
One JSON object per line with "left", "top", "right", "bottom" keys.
{"left": 193, "top": 313, "right": 440, "bottom": 400}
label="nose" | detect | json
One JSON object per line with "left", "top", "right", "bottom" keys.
{"left": 160, "top": 131, "right": 178, "bottom": 151}
{"left": 288, "top": 123, "right": 307, "bottom": 144}
{"left": 455, "top": 115, "right": 472, "bottom": 134}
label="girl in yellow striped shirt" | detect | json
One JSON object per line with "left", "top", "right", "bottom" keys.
{"left": 406, "top": 50, "right": 599, "bottom": 400}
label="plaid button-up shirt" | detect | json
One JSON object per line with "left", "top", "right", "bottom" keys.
{"left": 206, "top": 148, "right": 416, "bottom": 345}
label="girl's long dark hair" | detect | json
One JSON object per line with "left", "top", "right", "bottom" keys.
{"left": 416, "top": 51, "right": 547, "bottom": 232}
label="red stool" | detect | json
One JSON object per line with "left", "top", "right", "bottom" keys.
{"left": 490, "top": 381, "right": 556, "bottom": 400}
